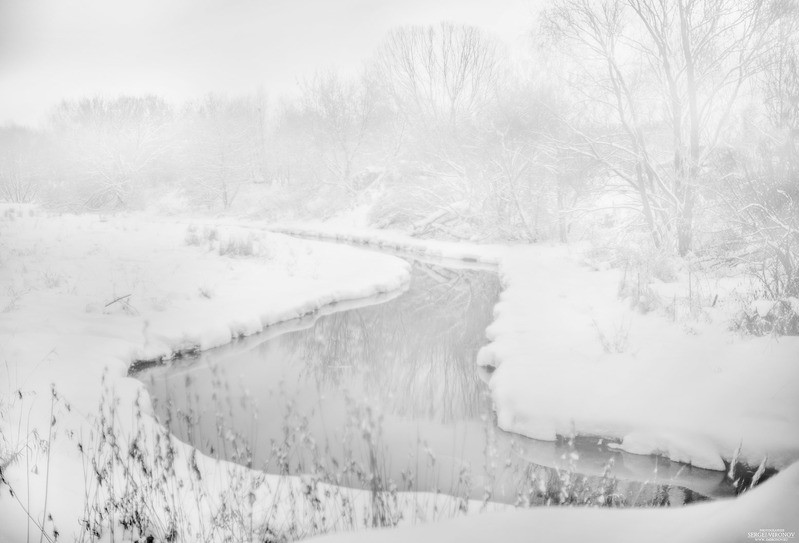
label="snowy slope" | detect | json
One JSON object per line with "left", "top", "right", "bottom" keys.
{"left": 264, "top": 223, "right": 799, "bottom": 472}
{"left": 0, "top": 211, "right": 416, "bottom": 541}
{"left": 311, "top": 461, "right": 799, "bottom": 543}
{"left": 478, "top": 246, "right": 799, "bottom": 471}
{"left": 3, "top": 211, "right": 797, "bottom": 541}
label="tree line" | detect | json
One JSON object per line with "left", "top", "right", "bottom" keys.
{"left": 1, "top": 2, "right": 797, "bottom": 297}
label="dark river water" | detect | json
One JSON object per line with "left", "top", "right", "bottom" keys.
{"left": 134, "top": 258, "right": 739, "bottom": 506}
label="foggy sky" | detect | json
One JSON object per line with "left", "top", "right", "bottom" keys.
{"left": 0, "top": 0, "right": 535, "bottom": 126}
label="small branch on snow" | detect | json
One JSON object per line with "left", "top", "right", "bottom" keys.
{"left": 104, "top": 294, "right": 132, "bottom": 308}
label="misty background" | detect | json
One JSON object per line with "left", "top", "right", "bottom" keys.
{"left": 1, "top": 0, "right": 797, "bottom": 300}
{"left": 0, "top": 0, "right": 533, "bottom": 125}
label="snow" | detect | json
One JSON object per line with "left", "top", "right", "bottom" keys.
{"left": 753, "top": 299, "right": 778, "bottom": 318}
{"left": 265, "top": 223, "right": 799, "bottom": 473}
{"left": 268, "top": 222, "right": 507, "bottom": 265}
{"left": 1, "top": 211, "right": 455, "bottom": 541}
{"left": 478, "top": 245, "right": 799, "bottom": 471}
{"left": 2, "top": 210, "right": 798, "bottom": 541}
{"left": 311, "top": 461, "right": 799, "bottom": 543}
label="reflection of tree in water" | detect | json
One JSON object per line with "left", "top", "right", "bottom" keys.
{"left": 285, "top": 262, "right": 501, "bottom": 422}
{"left": 138, "top": 261, "right": 730, "bottom": 506}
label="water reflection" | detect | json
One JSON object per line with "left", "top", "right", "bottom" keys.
{"left": 289, "top": 262, "right": 497, "bottom": 421}
{"left": 136, "top": 260, "right": 737, "bottom": 506}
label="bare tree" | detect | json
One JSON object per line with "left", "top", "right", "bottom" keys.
{"left": 376, "top": 22, "right": 501, "bottom": 135}
{"left": 183, "top": 95, "right": 264, "bottom": 209}
{"left": 49, "top": 96, "right": 173, "bottom": 209}
{"left": 544, "top": 0, "right": 787, "bottom": 254}
{"left": 761, "top": 7, "right": 799, "bottom": 133}
{"left": 543, "top": 0, "right": 671, "bottom": 248}
{"left": 370, "top": 23, "right": 509, "bottom": 238}
{"left": 0, "top": 126, "right": 44, "bottom": 203}
{"left": 713, "top": 11, "right": 799, "bottom": 299}
{"left": 298, "top": 71, "right": 377, "bottom": 191}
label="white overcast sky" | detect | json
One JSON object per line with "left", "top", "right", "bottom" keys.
{"left": 0, "top": 0, "right": 539, "bottom": 126}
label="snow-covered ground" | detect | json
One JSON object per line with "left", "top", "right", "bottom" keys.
{"left": 1, "top": 207, "right": 481, "bottom": 541}
{"left": 2, "top": 208, "right": 798, "bottom": 541}
{"left": 270, "top": 223, "right": 799, "bottom": 474}
{"left": 268, "top": 223, "right": 507, "bottom": 265}
{"left": 311, "top": 462, "right": 799, "bottom": 543}
{"left": 267, "top": 222, "right": 799, "bottom": 541}
{"left": 479, "top": 246, "right": 799, "bottom": 472}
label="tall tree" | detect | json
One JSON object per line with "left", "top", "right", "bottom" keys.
{"left": 544, "top": 0, "right": 786, "bottom": 254}
{"left": 298, "top": 71, "right": 377, "bottom": 191}
{"left": 0, "top": 126, "right": 44, "bottom": 203}
{"left": 376, "top": 22, "right": 501, "bottom": 137}
{"left": 49, "top": 95, "right": 173, "bottom": 209}
{"left": 183, "top": 95, "right": 264, "bottom": 209}
{"left": 372, "top": 23, "right": 507, "bottom": 237}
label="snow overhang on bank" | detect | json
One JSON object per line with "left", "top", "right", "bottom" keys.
{"left": 0, "top": 214, "right": 417, "bottom": 542}
{"left": 268, "top": 222, "right": 799, "bottom": 473}
{"left": 310, "top": 461, "right": 799, "bottom": 543}
{"left": 477, "top": 245, "right": 799, "bottom": 472}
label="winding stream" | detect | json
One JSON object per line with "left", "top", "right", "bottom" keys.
{"left": 134, "top": 257, "right": 738, "bottom": 506}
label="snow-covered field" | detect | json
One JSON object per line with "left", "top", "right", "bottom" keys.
{"left": 1, "top": 207, "right": 474, "bottom": 541}
{"left": 2, "top": 208, "right": 798, "bottom": 542}
{"left": 479, "top": 246, "right": 799, "bottom": 472}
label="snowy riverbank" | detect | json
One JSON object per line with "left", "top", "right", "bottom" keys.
{"left": 311, "top": 462, "right": 799, "bottom": 543}
{"left": 2, "top": 210, "right": 797, "bottom": 541}
{"left": 269, "top": 224, "right": 799, "bottom": 472}
{"left": 267, "top": 223, "right": 507, "bottom": 265}
{"left": 480, "top": 246, "right": 799, "bottom": 472}
{"left": 268, "top": 222, "right": 799, "bottom": 542}
{"left": 2, "top": 209, "right": 482, "bottom": 541}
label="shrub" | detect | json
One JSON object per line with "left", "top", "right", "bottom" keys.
{"left": 733, "top": 298, "right": 799, "bottom": 336}
{"left": 218, "top": 234, "right": 255, "bottom": 257}
{"left": 184, "top": 225, "right": 201, "bottom": 246}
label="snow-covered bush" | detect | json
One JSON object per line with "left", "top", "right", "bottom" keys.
{"left": 218, "top": 233, "right": 255, "bottom": 257}
{"left": 184, "top": 224, "right": 219, "bottom": 248}
{"left": 615, "top": 245, "right": 676, "bottom": 314}
{"left": 0, "top": 127, "right": 42, "bottom": 204}
{"left": 183, "top": 224, "right": 201, "bottom": 246}
{"left": 734, "top": 298, "right": 799, "bottom": 336}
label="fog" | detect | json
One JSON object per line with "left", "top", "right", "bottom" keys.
{"left": 1, "top": 1, "right": 798, "bottom": 541}
{"left": 0, "top": 0, "right": 533, "bottom": 125}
